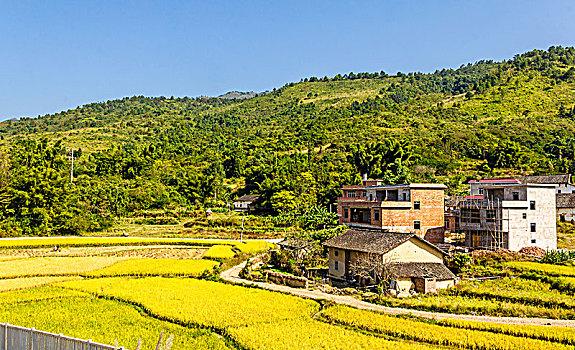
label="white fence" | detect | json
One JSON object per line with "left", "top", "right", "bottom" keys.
{"left": 1, "top": 323, "right": 125, "bottom": 350}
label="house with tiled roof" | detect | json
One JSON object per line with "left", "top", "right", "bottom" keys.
{"left": 521, "top": 174, "right": 574, "bottom": 194}
{"left": 233, "top": 195, "right": 260, "bottom": 212}
{"left": 557, "top": 193, "right": 575, "bottom": 223}
{"left": 323, "top": 229, "right": 457, "bottom": 295}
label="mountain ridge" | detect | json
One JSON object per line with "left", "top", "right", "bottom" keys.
{"left": 0, "top": 46, "right": 575, "bottom": 236}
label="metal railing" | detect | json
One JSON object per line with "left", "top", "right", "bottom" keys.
{"left": 1, "top": 323, "right": 125, "bottom": 350}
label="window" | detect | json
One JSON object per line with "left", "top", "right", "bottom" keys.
{"left": 522, "top": 213, "right": 527, "bottom": 219}
{"left": 558, "top": 190, "right": 562, "bottom": 194}
{"left": 479, "top": 188, "right": 484, "bottom": 195}
{"left": 530, "top": 201, "right": 536, "bottom": 210}
{"left": 346, "top": 191, "right": 356, "bottom": 198}
{"left": 334, "top": 250, "right": 338, "bottom": 257}
{"left": 361, "top": 191, "right": 367, "bottom": 197}
{"left": 512, "top": 192, "right": 519, "bottom": 200}
{"left": 414, "top": 220, "right": 421, "bottom": 230}
{"left": 572, "top": 190, "right": 575, "bottom": 194}
{"left": 334, "top": 261, "right": 339, "bottom": 271}
{"left": 373, "top": 209, "right": 380, "bottom": 221}
{"left": 531, "top": 239, "right": 537, "bottom": 244}
{"left": 531, "top": 223, "right": 536, "bottom": 232}
{"left": 344, "top": 209, "right": 349, "bottom": 219}
{"left": 414, "top": 201, "right": 421, "bottom": 210}
{"left": 402, "top": 193, "right": 407, "bottom": 201}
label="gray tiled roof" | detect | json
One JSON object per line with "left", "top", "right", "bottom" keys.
{"left": 323, "top": 229, "right": 414, "bottom": 254}
{"left": 323, "top": 228, "right": 449, "bottom": 257}
{"left": 521, "top": 174, "right": 571, "bottom": 185}
{"left": 235, "top": 195, "right": 260, "bottom": 202}
{"left": 388, "top": 262, "right": 456, "bottom": 280}
{"left": 557, "top": 193, "right": 575, "bottom": 208}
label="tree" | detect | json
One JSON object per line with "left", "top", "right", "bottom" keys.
{"left": 299, "top": 206, "right": 337, "bottom": 229}
{"left": 348, "top": 253, "right": 396, "bottom": 290}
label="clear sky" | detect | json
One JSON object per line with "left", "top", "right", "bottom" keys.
{"left": 1, "top": 1, "right": 575, "bottom": 121}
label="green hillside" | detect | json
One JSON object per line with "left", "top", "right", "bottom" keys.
{"left": 1, "top": 46, "right": 575, "bottom": 236}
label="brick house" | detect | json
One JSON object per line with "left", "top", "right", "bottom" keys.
{"left": 323, "top": 229, "right": 457, "bottom": 295}
{"left": 337, "top": 180, "right": 447, "bottom": 243}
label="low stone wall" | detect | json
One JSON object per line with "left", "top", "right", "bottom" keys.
{"left": 304, "top": 267, "right": 328, "bottom": 279}
{"left": 266, "top": 271, "right": 309, "bottom": 288}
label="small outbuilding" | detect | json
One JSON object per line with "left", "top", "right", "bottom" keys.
{"left": 323, "top": 228, "right": 457, "bottom": 295}
{"left": 557, "top": 193, "right": 575, "bottom": 223}
{"left": 233, "top": 195, "right": 260, "bottom": 212}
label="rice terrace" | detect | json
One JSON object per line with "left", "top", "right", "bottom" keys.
{"left": 0, "top": 236, "right": 575, "bottom": 349}
{"left": 4, "top": 1, "right": 575, "bottom": 349}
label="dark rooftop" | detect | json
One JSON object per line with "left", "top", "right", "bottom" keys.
{"left": 389, "top": 262, "right": 456, "bottom": 280}
{"left": 323, "top": 228, "right": 445, "bottom": 255}
{"left": 235, "top": 195, "right": 260, "bottom": 202}
{"left": 557, "top": 193, "right": 575, "bottom": 208}
{"left": 521, "top": 174, "right": 571, "bottom": 185}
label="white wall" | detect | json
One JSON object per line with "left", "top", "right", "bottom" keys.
{"left": 507, "top": 187, "right": 557, "bottom": 251}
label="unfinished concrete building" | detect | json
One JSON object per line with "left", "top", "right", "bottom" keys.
{"left": 459, "top": 184, "right": 557, "bottom": 251}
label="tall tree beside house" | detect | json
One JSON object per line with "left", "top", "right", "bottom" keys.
{"left": 349, "top": 253, "right": 396, "bottom": 291}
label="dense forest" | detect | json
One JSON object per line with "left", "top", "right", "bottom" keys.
{"left": 1, "top": 46, "right": 575, "bottom": 236}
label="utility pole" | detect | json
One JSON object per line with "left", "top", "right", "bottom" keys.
{"left": 70, "top": 150, "right": 74, "bottom": 183}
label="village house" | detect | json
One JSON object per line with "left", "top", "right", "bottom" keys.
{"left": 233, "top": 195, "right": 260, "bottom": 212}
{"left": 468, "top": 174, "right": 575, "bottom": 195}
{"left": 468, "top": 178, "right": 521, "bottom": 197}
{"left": 337, "top": 179, "right": 446, "bottom": 244}
{"left": 557, "top": 193, "right": 575, "bottom": 223}
{"left": 323, "top": 229, "right": 457, "bottom": 295}
{"left": 458, "top": 184, "right": 557, "bottom": 251}
{"left": 520, "top": 174, "right": 575, "bottom": 194}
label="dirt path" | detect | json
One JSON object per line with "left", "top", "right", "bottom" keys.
{"left": 221, "top": 261, "right": 575, "bottom": 328}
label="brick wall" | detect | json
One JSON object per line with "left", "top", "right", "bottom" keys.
{"left": 337, "top": 186, "right": 445, "bottom": 243}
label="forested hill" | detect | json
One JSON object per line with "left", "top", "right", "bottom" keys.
{"left": 1, "top": 46, "right": 575, "bottom": 236}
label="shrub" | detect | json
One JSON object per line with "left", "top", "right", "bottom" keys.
{"left": 541, "top": 250, "right": 575, "bottom": 265}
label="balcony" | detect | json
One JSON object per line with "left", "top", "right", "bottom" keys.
{"left": 337, "top": 197, "right": 377, "bottom": 203}
{"left": 459, "top": 199, "right": 528, "bottom": 209}
{"left": 500, "top": 200, "right": 529, "bottom": 209}
{"left": 337, "top": 197, "right": 412, "bottom": 208}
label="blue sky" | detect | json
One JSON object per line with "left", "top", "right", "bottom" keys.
{"left": 1, "top": 1, "right": 575, "bottom": 120}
